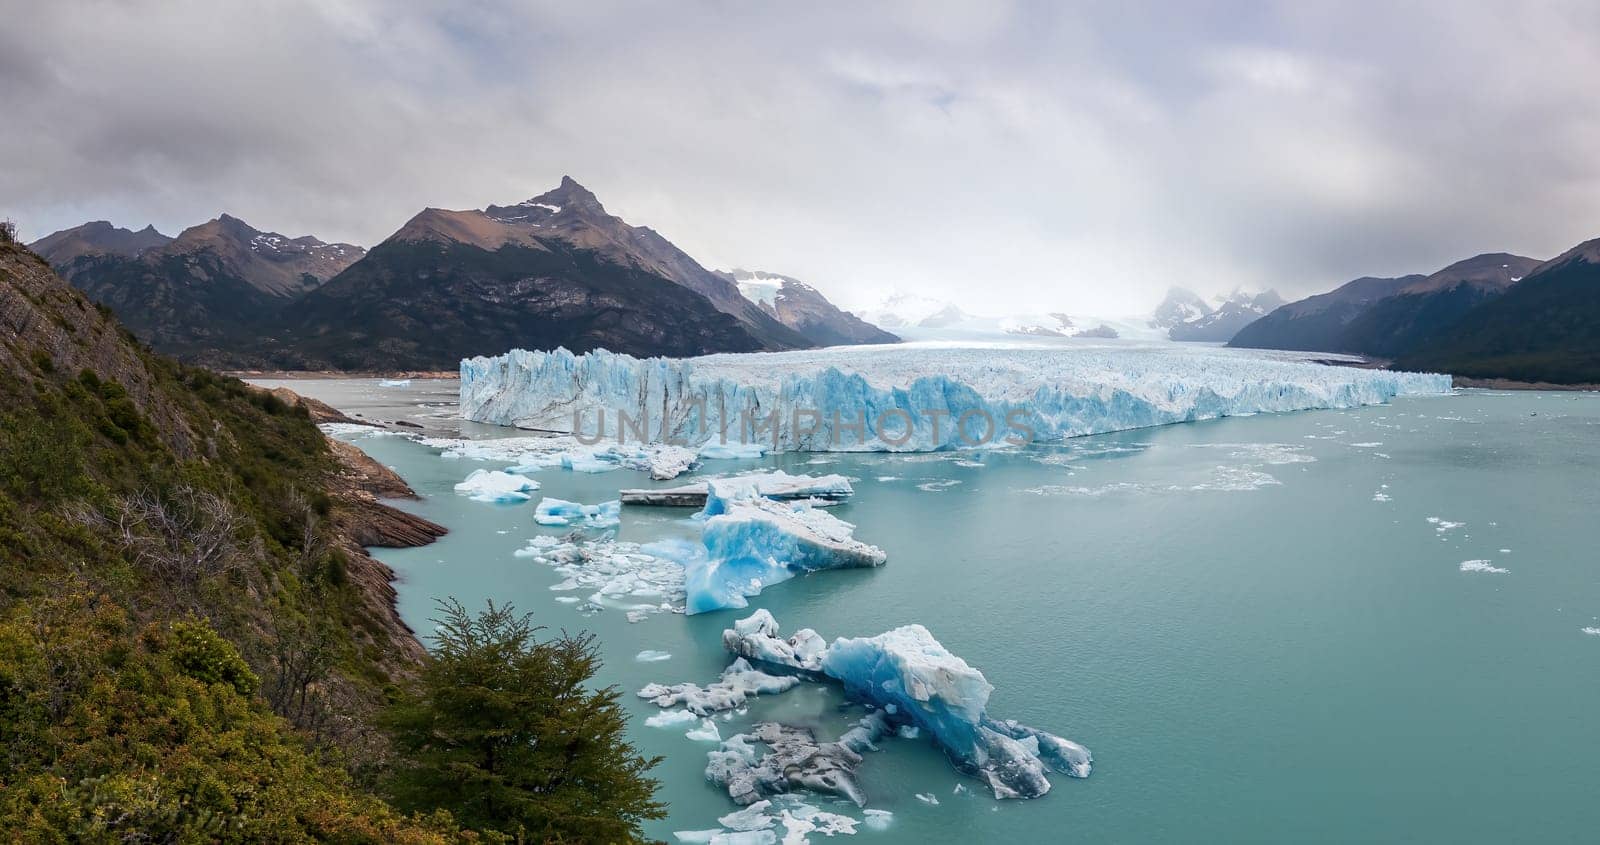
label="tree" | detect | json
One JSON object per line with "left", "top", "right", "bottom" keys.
{"left": 382, "top": 599, "right": 665, "bottom": 843}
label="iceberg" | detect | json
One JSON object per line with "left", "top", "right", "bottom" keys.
{"left": 378, "top": 378, "right": 411, "bottom": 387}
{"left": 620, "top": 470, "right": 853, "bottom": 508}
{"left": 666, "top": 497, "right": 886, "bottom": 614}
{"left": 460, "top": 345, "right": 1453, "bottom": 452}
{"left": 709, "top": 611, "right": 1092, "bottom": 799}
{"left": 533, "top": 497, "right": 621, "bottom": 528}
{"left": 453, "top": 468, "right": 540, "bottom": 502}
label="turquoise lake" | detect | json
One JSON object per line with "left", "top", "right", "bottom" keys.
{"left": 275, "top": 379, "right": 1600, "bottom": 843}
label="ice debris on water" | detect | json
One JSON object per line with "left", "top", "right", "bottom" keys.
{"left": 638, "top": 658, "right": 800, "bottom": 715}
{"left": 419, "top": 434, "right": 699, "bottom": 480}
{"left": 650, "top": 611, "right": 1092, "bottom": 803}
{"left": 459, "top": 346, "right": 1452, "bottom": 451}
{"left": 636, "top": 649, "right": 673, "bottom": 662}
{"left": 513, "top": 536, "right": 684, "bottom": 619}
{"left": 1459, "top": 560, "right": 1509, "bottom": 574}
{"left": 533, "top": 497, "right": 621, "bottom": 528}
{"left": 453, "top": 469, "right": 540, "bottom": 503}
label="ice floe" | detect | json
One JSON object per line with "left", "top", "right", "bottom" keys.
{"left": 636, "top": 649, "right": 674, "bottom": 662}
{"left": 533, "top": 497, "right": 621, "bottom": 528}
{"left": 644, "top": 611, "right": 1091, "bottom": 803}
{"left": 1459, "top": 560, "right": 1509, "bottom": 574}
{"left": 460, "top": 345, "right": 1452, "bottom": 452}
{"left": 453, "top": 469, "right": 540, "bottom": 502}
{"left": 638, "top": 658, "right": 800, "bottom": 715}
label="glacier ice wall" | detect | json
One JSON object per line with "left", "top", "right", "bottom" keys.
{"left": 460, "top": 345, "right": 1452, "bottom": 452}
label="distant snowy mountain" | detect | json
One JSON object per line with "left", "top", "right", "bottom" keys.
{"left": 852, "top": 291, "right": 973, "bottom": 330}
{"left": 1149, "top": 287, "right": 1213, "bottom": 329}
{"left": 847, "top": 290, "right": 1159, "bottom": 343}
{"left": 1168, "top": 289, "right": 1285, "bottom": 342}
{"left": 719, "top": 269, "right": 897, "bottom": 346}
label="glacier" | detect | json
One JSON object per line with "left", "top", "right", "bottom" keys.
{"left": 643, "top": 611, "right": 1091, "bottom": 801}
{"left": 459, "top": 344, "right": 1452, "bottom": 452}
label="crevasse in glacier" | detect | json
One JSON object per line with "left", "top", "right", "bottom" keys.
{"left": 459, "top": 345, "right": 1452, "bottom": 452}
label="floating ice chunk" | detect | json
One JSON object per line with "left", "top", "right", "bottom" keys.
{"left": 636, "top": 649, "right": 673, "bottom": 662}
{"left": 777, "top": 803, "right": 859, "bottom": 840}
{"left": 1459, "top": 560, "right": 1509, "bottom": 574}
{"left": 708, "top": 723, "right": 869, "bottom": 807}
{"left": 687, "top": 718, "right": 724, "bottom": 742}
{"left": 915, "top": 793, "right": 940, "bottom": 805}
{"left": 861, "top": 809, "right": 893, "bottom": 831}
{"left": 719, "top": 801, "right": 778, "bottom": 831}
{"left": 639, "top": 658, "right": 800, "bottom": 715}
{"left": 534, "top": 497, "right": 621, "bottom": 528}
{"left": 674, "top": 831, "right": 722, "bottom": 843}
{"left": 453, "top": 469, "right": 540, "bottom": 502}
{"left": 1427, "top": 517, "right": 1465, "bottom": 532}
{"left": 1372, "top": 492, "right": 1391, "bottom": 502}
{"left": 821, "top": 623, "right": 1089, "bottom": 798}
{"left": 674, "top": 498, "right": 886, "bottom": 614}
{"left": 702, "top": 472, "right": 854, "bottom": 514}
{"left": 898, "top": 725, "right": 920, "bottom": 739}
{"left": 645, "top": 709, "right": 701, "bottom": 728}
{"left": 1582, "top": 627, "right": 1600, "bottom": 636}
{"left": 722, "top": 609, "right": 829, "bottom": 672}
{"left": 378, "top": 378, "right": 411, "bottom": 387}
{"left": 459, "top": 346, "right": 1453, "bottom": 452}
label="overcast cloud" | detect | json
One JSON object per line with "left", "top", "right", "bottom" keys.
{"left": 4, "top": 0, "right": 1599, "bottom": 314}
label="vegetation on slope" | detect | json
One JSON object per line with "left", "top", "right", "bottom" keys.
{"left": 0, "top": 235, "right": 662, "bottom": 841}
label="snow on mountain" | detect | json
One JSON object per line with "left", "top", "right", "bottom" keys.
{"left": 1168, "top": 288, "right": 1285, "bottom": 342}
{"left": 459, "top": 344, "right": 1451, "bottom": 452}
{"left": 1149, "top": 287, "right": 1213, "bottom": 329}
{"left": 848, "top": 290, "right": 1157, "bottom": 342}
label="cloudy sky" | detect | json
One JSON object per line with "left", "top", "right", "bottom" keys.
{"left": 4, "top": 1, "right": 1599, "bottom": 315}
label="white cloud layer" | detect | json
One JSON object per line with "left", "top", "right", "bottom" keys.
{"left": 3, "top": 0, "right": 1599, "bottom": 314}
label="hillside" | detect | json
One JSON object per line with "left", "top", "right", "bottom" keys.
{"left": 1400, "top": 240, "right": 1600, "bottom": 383}
{"left": 0, "top": 233, "right": 458, "bottom": 838}
{"left": 266, "top": 226, "right": 767, "bottom": 370}
{"left": 1229, "top": 253, "right": 1540, "bottom": 358}
{"left": 1228, "top": 274, "right": 1424, "bottom": 352}
{"left": 720, "top": 268, "right": 898, "bottom": 346}
{"left": 31, "top": 216, "right": 364, "bottom": 364}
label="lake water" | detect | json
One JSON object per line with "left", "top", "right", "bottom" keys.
{"left": 280, "top": 378, "right": 1600, "bottom": 843}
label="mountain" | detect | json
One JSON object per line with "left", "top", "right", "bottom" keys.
{"left": 1228, "top": 273, "right": 1424, "bottom": 352}
{"left": 1229, "top": 253, "right": 1539, "bottom": 356}
{"left": 1400, "top": 240, "right": 1600, "bottom": 383}
{"left": 1332, "top": 253, "right": 1539, "bottom": 358}
{"left": 719, "top": 268, "right": 898, "bottom": 346}
{"left": 265, "top": 204, "right": 768, "bottom": 370}
{"left": 1168, "top": 289, "right": 1285, "bottom": 342}
{"left": 29, "top": 220, "right": 173, "bottom": 264}
{"left": 31, "top": 215, "right": 364, "bottom": 362}
{"left": 1148, "top": 287, "right": 1212, "bottom": 330}
{"left": 852, "top": 291, "right": 973, "bottom": 330}
{"left": 483, "top": 177, "right": 809, "bottom": 350}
